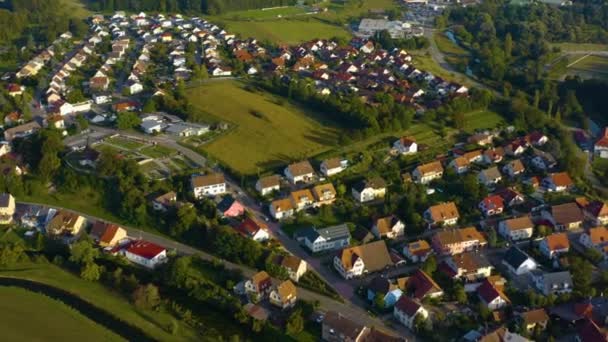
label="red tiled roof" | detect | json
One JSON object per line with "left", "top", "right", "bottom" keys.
{"left": 126, "top": 240, "right": 165, "bottom": 259}
{"left": 481, "top": 195, "right": 504, "bottom": 210}
{"left": 578, "top": 318, "right": 608, "bottom": 342}
{"left": 237, "top": 217, "right": 268, "bottom": 236}
{"left": 394, "top": 296, "right": 421, "bottom": 316}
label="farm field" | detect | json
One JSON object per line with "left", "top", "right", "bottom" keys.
{"left": 0, "top": 287, "right": 123, "bottom": 342}
{"left": 566, "top": 55, "right": 608, "bottom": 80}
{"left": 552, "top": 42, "right": 608, "bottom": 52}
{"left": 185, "top": 80, "right": 342, "bottom": 175}
{"left": 218, "top": 6, "right": 308, "bottom": 20}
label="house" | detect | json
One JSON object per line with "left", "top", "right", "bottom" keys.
{"left": 498, "top": 216, "right": 534, "bottom": 241}
{"left": 269, "top": 198, "right": 295, "bottom": 220}
{"left": 320, "top": 158, "right": 347, "bottom": 177}
{"left": 477, "top": 167, "right": 502, "bottom": 188}
{"left": 290, "top": 189, "right": 315, "bottom": 211}
{"left": 401, "top": 269, "right": 443, "bottom": 300}
{"left": 531, "top": 150, "right": 557, "bottom": 170}
{"left": 542, "top": 172, "right": 573, "bottom": 192}
{"left": 216, "top": 196, "right": 245, "bottom": 218}
{"left": 245, "top": 271, "right": 272, "bottom": 298}
{"left": 235, "top": 217, "right": 270, "bottom": 242}
{"left": 495, "top": 188, "right": 525, "bottom": 207}
{"left": 46, "top": 211, "right": 86, "bottom": 237}
{"left": 284, "top": 161, "right": 315, "bottom": 184}
{"left": 595, "top": 128, "right": 608, "bottom": 158}
{"left": 581, "top": 200, "right": 608, "bottom": 226}
{"left": 93, "top": 93, "right": 111, "bottom": 105}
{"left": 519, "top": 308, "right": 549, "bottom": 333}
{"left": 127, "top": 80, "right": 144, "bottom": 95}
{"left": 526, "top": 131, "right": 549, "bottom": 146}
{"left": 0, "top": 193, "right": 15, "bottom": 224}
{"left": 577, "top": 318, "right": 608, "bottom": 342}
{"left": 274, "top": 255, "right": 307, "bottom": 282}
{"left": 90, "top": 76, "right": 110, "bottom": 91}
{"left": 296, "top": 224, "right": 351, "bottom": 253}
{"left": 140, "top": 120, "right": 162, "bottom": 134}
{"left": 543, "top": 202, "right": 584, "bottom": 230}
{"left": 334, "top": 240, "right": 393, "bottom": 279}
{"left": 151, "top": 191, "right": 176, "bottom": 211}
{"left": 191, "top": 173, "right": 226, "bottom": 199}
{"left": 579, "top": 227, "right": 608, "bottom": 255}
{"left": 478, "top": 195, "right": 505, "bottom": 217}
{"left": 312, "top": 183, "right": 337, "bottom": 206}
{"left": 0, "top": 142, "right": 10, "bottom": 158}
{"left": 366, "top": 276, "right": 404, "bottom": 307}
{"left": 533, "top": 271, "right": 573, "bottom": 295}
{"left": 476, "top": 327, "right": 529, "bottom": 342}
{"left": 4, "top": 121, "right": 42, "bottom": 142}
{"left": 4, "top": 111, "right": 23, "bottom": 127}
{"left": 412, "top": 161, "right": 444, "bottom": 184}
{"left": 539, "top": 233, "right": 570, "bottom": 259}
{"left": 371, "top": 215, "right": 405, "bottom": 239}
{"left": 503, "top": 246, "right": 537, "bottom": 275}
{"left": 502, "top": 160, "right": 525, "bottom": 178}
{"left": 124, "top": 240, "right": 168, "bottom": 269}
{"left": 432, "top": 227, "right": 487, "bottom": 256}
{"left": 393, "top": 136, "right": 418, "bottom": 155}
{"left": 352, "top": 177, "right": 386, "bottom": 203}
{"left": 478, "top": 278, "right": 510, "bottom": 311}
{"left": 482, "top": 147, "right": 505, "bottom": 164}
{"left": 449, "top": 156, "right": 471, "bottom": 174}
{"left": 504, "top": 140, "right": 528, "bottom": 156}
{"left": 322, "top": 311, "right": 369, "bottom": 342}
{"left": 424, "top": 202, "right": 460, "bottom": 227}
{"left": 90, "top": 222, "right": 127, "bottom": 247}
{"left": 6, "top": 83, "right": 24, "bottom": 97}
{"left": 393, "top": 296, "right": 428, "bottom": 329}
{"left": 255, "top": 175, "right": 280, "bottom": 196}
{"left": 269, "top": 280, "right": 297, "bottom": 309}
{"left": 443, "top": 252, "right": 493, "bottom": 281}
{"left": 403, "top": 240, "right": 432, "bottom": 263}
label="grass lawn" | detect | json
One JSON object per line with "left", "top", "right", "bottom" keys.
{"left": 105, "top": 137, "right": 146, "bottom": 151}
{"left": 435, "top": 32, "right": 469, "bottom": 57}
{"left": 186, "top": 80, "right": 341, "bottom": 175}
{"left": 0, "top": 286, "right": 124, "bottom": 342}
{"left": 0, "top": 262, "right": 199, "bottom": 341}
{"left": 552, "top": 42, "right": 608, "bottom": 52}
{"left": 409, "top": 51, "right": 473, "bottom": 86}
{"left": 462, "top": 110, "right": 505, "bottom": 133}
{"left": 140, "top": 145, "right": 176, "bottom": 159}
{"left": 320, "top": 0, "right": 399, "bottom": 23}
{"left": 218, "top": 6, "right": 307, "bottom": 20}
{"left": 568, "top": 55, "right": 608, "bottom": 76}
{"left": 61, "top": 0, "right": 91, "bottom": 19}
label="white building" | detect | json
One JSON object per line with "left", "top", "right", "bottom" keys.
{"left": 191, "top": 173, "right": 226, "bottom": 199}
{"left": 393, "top": 296, "right": 428, "bottom": 329}
{"left": 123, "top": 240, "right": 168, "bottom": 269}
{"left": 296, "top": 224, "right": 351, "bottom": 253}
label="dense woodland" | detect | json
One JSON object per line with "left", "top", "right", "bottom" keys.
{"left": 86, "top": 0, "right": 297, "bottom": 15}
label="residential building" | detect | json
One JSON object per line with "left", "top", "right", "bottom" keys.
{"left": 290, "top": 189, "right": 315, "bottom": 211}
{"left": 432, "top": 227, "right": 487, "bottom": 256}
{"left": 468, "top": 132, "right": 493, "bottom": 146}
{"left": 0, "top": 193, "right": 15, "bottom": 224}
{"left": 151, "top": 191, "right": 176, "bottom": 211}
{"left": 594, "top": 127, "right": 608, "bottom": 159}
{"left": 449, "top": 156, "right": 470, "bottom": 175}
{"left": 478, "top": 278, "right": 510, "bottom": 311}
{"left": 503, "top": 246, "right": 537, "bottom": 275}
{"left": 443, "top": 252, "right": 493, "bottom": 281}
{"left": 235, "top": 217, "right": 270, "bottom": 242}
{"left": 482, "top": 147, "right": 505, "bottom": 164}
{"left": 533, "top": 271, "right": 573, "bottom": 295}
{"left": 90, "top": 222, "right": 127, "bottom": 247}
{"left": 274, "top": 255, "right": 307, "bottom": 282}
{"left": 477, "top": 327, "right": 529, "bottom": 342}
{"left": 581, "top": 200, "right": 608, "bottom": 226}
{"left": 542, "top": 172, "right": 573, "bottom": 192}
{"left": 269, "top": 198, "right": 295, "bottom": 220}
{"left": 495, "top": 188, "right": 525, "bottom": 207}
{"left": 401, "top": 269, "right": 443, "bottom": 300}
{"left": 424, "top": 202, "right": 460, "bottom": 227}
{"left": 124, "top": 240, "right": 168, "bottom": 269}
{"left": 579, "top": 227, "right": 608, "bottom": 255}
{"left": 519, "top": 309, "right": 549, "bottom": 333}
{"left": 412, "top": 161, "right": 444, "bottom": 184}
{"left": 502, "top": 159, "right": 525, "bottom": 178}
{"left": 322, "top": 311, "right": 369, "bottom": 342}
{"left": 366, "top": 276, "right": 404, "bottom": 307}
{"left": 255, "top": 175, "right": 280, "bottom": 196}
{"left": 245, "top": 271, "right": 272, "bottom": 298}
{"left": 526, "top": 132, "right": 549, "bottom": 146}
{"left": 352, "top": 177, "right": 386, "bottom": 203}
{"left": 296, "top": 224, "right": 351, "bottom": 253}
{"left": 543, "top": 202, "right": 584, "bottom": 230}
{"left": 393, "top": 296, "right": 428, "bottom": 329}
{"left": 216, "top": 196, "right": 245, "bottom": 218}
{"left": 4, "top": 121, "right": 42, "bottom": 142}
{"left": 320, "top": 158, "right": 347, "bottom": 177}
{"left": 499, "top": 216, "right": 534, "bottom": 241}
{"left": 334, "top": 240, "right": 393, "bottom": 279}
{"left": 393, "top": 136, "right": 417, "bottom": 155}
{"left": 403, "top": 240, "right": 432, "bottom": 263}
{"left": 477, "top": 167, "right": 502, "bottom": 188}
{"left": 312, "top": 183, "right": 337, "bottom": 206}
{"left": 531, "top": 150, "right": 557, "bottom": 170}
{"left": 371, "top": 215, "right": 405, "bottom": 239}
{"left": 478, "top": 195, "right": 505, "bottom": 217}
{"left": 269, "top": 280, "right": 297, "bottom": 309}
{"left": 284, "top": 161, "right": 315, "bottom": 184}
{"left": 539, "top": 233, "right": 570, "bottom": 259}
{"left": 46, "top": 211, "right": 86, "bottom": 237}
{"left": 191, "top": 173, "right": 226, "bottom": 199}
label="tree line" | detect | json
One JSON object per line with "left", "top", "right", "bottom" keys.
{"left": 87, "top": 0, "right": 297, "bottom": 15}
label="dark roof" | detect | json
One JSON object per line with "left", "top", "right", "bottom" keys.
{"left": 216, "top": 195, "right": 239, "bottom": 213}
{"left": 323, "top": 311, "right": 366, "bottom": 340}
{"left": 503, "top": 246, "right": 533, "bottom": 270}
{"left": 368, "top": 276, "right": 391, "bottom": 295}
{"left": 578, "top": 318, "right": 608, "bottom": 342}
{"left": 297, "top": 224, "right": 350, "bottom": 243}
{"left": 0, "top": 193, "right": 11, "bottom": 207}
{"left": 394, "top": 296, "right": 422, "bottom": 316}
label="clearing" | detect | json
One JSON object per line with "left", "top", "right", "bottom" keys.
{"left": 0, "top": 286, "right": 123, "bottom": 342}
{"left": 566, "top": 55, "right": 608, "bottom": 80}
{"left": 462, "top": 110, "right": 505, "bottom": 133}
{"left": 185, "top": 80, "right": 341, "bottom": 175}
{"left": 552, "top": 43, "right": 608, "bottom": 52}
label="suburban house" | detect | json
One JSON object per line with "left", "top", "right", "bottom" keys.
{"left": 478, "top": 194, "right": 505, "bottom": 217}
{"left": 594, "top": 127, "right": 608, "bottom": 158}
{"left": 531, "top": 150, "right": 557, "bottom": 170}
{"left": 393, "top": 296, "right": 428, "bottom": 329}
{"left": 0, "top": 193, "right": 16, "bottom": 224}
{"left": 412, "top": 161, "right": 444, "bottom": 184}
{"left": 442, "top": 252, "right": 493, "bottom": 281}
{"left": 424, "top": 202, "right": 460, "bottom": 227}
{"left": 498, "top": 216, "right": 534, "bottom": 241}
{"left": 577, "top": 318, "right": 608, "bottom": 342}
{"left": 124, "top": 240, "right": 168, "bottom": 269}
{"left": 312, "top": 183, "right": 337, "bottom": 206}
{"left": 482, "top": 147, "right": 505, "bottom": 164}
{"left": 495, "top": 188, "right": 525, "bottom": 207}
{"left": 4, "top": 121, "right": 42, "bottom": 142}
{"left": 371, "top": 215, "right": 405, "bottom": 239}
{"left": 449, "top": 156, "right": 471, "bottom": 175}
{"left": 320, "top": 158, "right": 347, "bottom": 177}
{"left": 235, "top": 217, "right": 270, "bottom": 242}
{"left": 401, "top": 269, "right": 443, "bottom": 300}
{"left": 519, "top": 309, "right": 549, "bottom": 333}
{"left": 526, "top": 131, "right": 549, "bottom": 146}
{"left": 151, "top": 191, "right": 177, "bottom": 211}
{"left": 274, "top": 255, "right": 307, "bottom": 282}
{"left": 366, "top": 276, "right": 404, "bottom": 308}
{"left": 290, "top": 189, "right": 315, "bottom": 211}
{"left": 533, "top": 271, "right": 573, "bottom": 295}
{"left": 46, "top": 211, "right": 86, "bottom": 237}
{"left": 352, "top": 177, "right": 386, "bottom": 203}
{"left": 502, "top": 246, "right": 537, "bottom": 275}
{"left": 216, "top": 196, "right": 245, "bottom": 218}
{"left": 504, "top": 140, "right": 527, "bottom": 156}
{"left": 580, "top": 200, "right": 608, "bottom": 226}
{"left": 393, "top": 136, "right": 418, "bottom": 155}
{"left": 322, "top": 311, "right": 369, "bottom": 342}
{"left": 468, "top": 132, "right": 493, "bottom": 146}
{"left": 255, "top": 175, "right": 280, "bottom": 196}
{"left": 90, "top": 222, "right": 127, "bottom": 247}
{"left": 296, "top": 224, "right": 351, "bottom": 253}
{"left": 539, "top": 233, "right": 570, "bottom": 259}
{"left": 269, "top": 198, "right": 295, "bottom": 220}
{"left": 284, "top": 161, "right": 315, "bottom": 184}
{"left": 478, "top": 278, "right": 510, "bottom": 311}
{"left": 334, "top": 240, "right": 393, "bottom": 279}
{"left": 543, "top": 202, "right": 584, "bottom": 230}
{"left": 579, "top": 227, "right": 608, "bottom": 256}
{"left": 245, "top": 271, "right": 273, "bottom": 298}
{"left": 477, "top": 167, "right": 502, "bottom": 188}
{"left": 542, "top": 172, "right": 573, "bottom": 192}
{"left": 191, "top": 173, "right": 226, "bottom": 199}
{"left": 502, "top": 159, "right": 525, "bottom": 178}
{"left": 431, "top": 227, "right": 487, "bottom": 256}
{"left": 403, "top": 240, "right": 432, "bottom": 263}
{"left": 269, "top": 280, "right": 297, "bottom": 309}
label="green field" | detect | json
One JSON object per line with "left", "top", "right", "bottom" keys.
{"left": 320, "top": 0, "right": 399, "bottom": 23}
{"left": 567, "top": 55, "right": 608, "bottom": 79}
{"left": 409, "top": 51, "right": 473, "bottom": 85}
{"left": 220, "top": 6, "right": 307, "bottom": 20}
{"left": 105, "top": 137, "right": 146, "bottom": 150}
{"left": 185, "top": 81, "right": 341, "bottom": 174}
{"left": 462, "top": 110, "right": 505, "bottom": 133}
{"left": 552, "top": 43, "right": 608, "bottom": 52}
{"left": 0, "top": 286, "right": 124, "bottom": 341}
{"left": 219, "top": 18, "right": 350, "bottom": 44}
{"left": 140, "top": 145, "right": 176, "bottom": 158}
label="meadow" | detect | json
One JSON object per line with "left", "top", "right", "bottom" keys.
{"left": 567, "top": 55, "right": 608, "bottom": 80}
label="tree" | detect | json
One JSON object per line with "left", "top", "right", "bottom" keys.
{"left": 286, "top": 309, "right": 304, "bottom": 335}
{"left": 80, "top": 262, "right": 101, "bottom": 281}
{"left": 454, "top": 283, "right": 467, "bottom": 304}
{"left": 75, "top": 114, "right": 89, "bottom": 131}
{"left": 504, "top": 33, "right": 513, "bottom": 59}
{"left": 69, "top": 239, "right": 99, "bottom": 265}
{"left": 421, "top": 255, "right": 437, "bottom": 275}
{"left": 132, "top": 283, "right": 161, "bottom": 310}
{"left": 487, "top": 227, "right": 498, "bottom": 248}
{"left": 374, "top": 293, "right": 385, "bottom": 310}
{"left": 116, "top": 112, "right": 142, "bottom": 130}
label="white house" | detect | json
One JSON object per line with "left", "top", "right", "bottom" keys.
{"left": 140, "top": 120, "right": 162, "bottom": 134}
{"left": 533, "top": 271, "right": 573, "bottom": 296}
{"left": 284, "top": 161, "right": 315, "bottom": 184}
{"left": 539, "top": 233, "right": 570, "bottom": 259}
{"left": 477, "top": 167, "right": 502, "bottom": 188}
{"left": 123, "top": 240, "right": 168, "bottom": 269}
{"left": 579, "top": 227, "right": 608, "bottom": 255}
{"left": 269, "top": 280, "right": 297, "bottom": 310}
{"left": 412, "top": 161, "right": 443, "bottom": 184}
{"left": 371, "top": 215, "right": 405, "bottom": 239}
{"left": 478, "top": 280, "right": 509, "bottom": 311}
{"left": 333, "top": 240, "right": 392, "bottom": 279}
{"left": 296, "top": 224, "right": 350, "bottom": 253}
{"left": 393, "top": 136, "right": 418, "bottom": 155}
{"left": 191, "top": 173, "right": 226, "bottom": 199}
{"left": 255, "top": 175, "right": 280, "bottom": 196}
{"left": 393, "top": 296, "right": 428, "bottom": 329}
{"left": 352, "top": 177, "right": 386, "bottom": 203}
{"left": 503, "top": 246, "right": 537, "bottom": 275}
{"left": 320, "top": 158, "right": 347, "bottom": 177}
{"left": 498, "top": 216, "right": 534, "bottom": 241}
